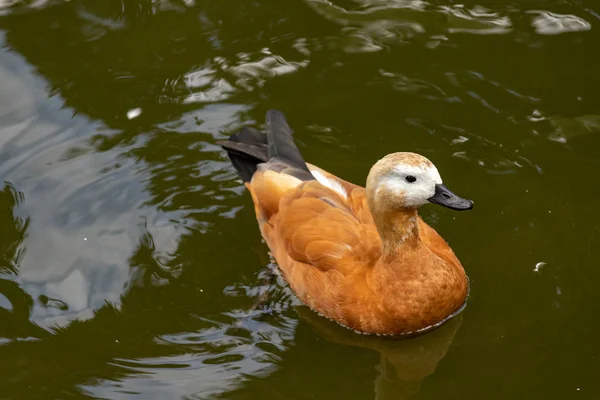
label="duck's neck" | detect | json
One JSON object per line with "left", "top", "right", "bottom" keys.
{"left": 371, "top": 206, "right": 420, "bottom": 259}
{"left": 365, "top": 174, "right": 422, "bottom": 260}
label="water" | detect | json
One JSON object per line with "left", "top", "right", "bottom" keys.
{"left": 0, "top": 0, "right": 598, "bottom": 398}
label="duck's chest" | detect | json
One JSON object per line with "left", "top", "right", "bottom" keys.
{"left": 340, "top": 258, "right": 468, "bottom": 335}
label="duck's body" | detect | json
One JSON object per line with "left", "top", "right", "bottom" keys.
{"left": 218, "top": 110, "right": 473, "bottom": 336}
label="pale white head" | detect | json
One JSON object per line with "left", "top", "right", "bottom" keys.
{"left": 366, "top": 152, "right": 473, "bottom": 211}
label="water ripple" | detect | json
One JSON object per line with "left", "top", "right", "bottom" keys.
{"left": 81, "top": 266, "right": 299, "bottom": 399}
{"left": 182, "top": 50, "right": 310, "bottom": 104}
{"left": 528, "top": 10, "right": 592, "bottom": 35}
{"left": 305, "top": 0, "right": 512, "bottom": 48}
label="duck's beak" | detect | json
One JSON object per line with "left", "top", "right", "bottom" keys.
{"left": 428, "top": 184, "right": 473, "bottom": 211}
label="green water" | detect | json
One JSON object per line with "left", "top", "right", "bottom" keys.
{"left": 0, "top": 0, "right": 598, "bottom": 398}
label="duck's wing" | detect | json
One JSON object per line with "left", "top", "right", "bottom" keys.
{"left": 249, "top": 174, "right": 381, "bottom": 275}
{"left": 305, "top": 163, "right": 375, "bottom": 225}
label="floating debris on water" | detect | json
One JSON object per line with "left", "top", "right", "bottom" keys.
{"left": 127, "top": 108, "right": 142, "bottom": 120}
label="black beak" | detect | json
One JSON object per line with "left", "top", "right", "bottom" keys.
{"left": 428, "top": 184, "right": 473, "bottom": 211}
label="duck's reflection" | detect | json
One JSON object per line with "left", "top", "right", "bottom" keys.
{"left": 297, "top": 306, "right": 462, "bottom": 399}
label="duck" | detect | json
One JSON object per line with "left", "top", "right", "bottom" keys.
{"left": 217, "top": 110, "right": 473, "bottom": 336}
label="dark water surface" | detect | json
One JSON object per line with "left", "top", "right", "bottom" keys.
{"left": 0, "top": 0, "right": 598, "bottom": 398}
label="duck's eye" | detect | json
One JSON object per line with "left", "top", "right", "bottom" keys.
{"left": 405, "top": 175, "right": 417, "bottom": 183}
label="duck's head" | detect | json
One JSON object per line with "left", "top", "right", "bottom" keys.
{"left": 366, "top": 152, "right": 473, "bottom": 212}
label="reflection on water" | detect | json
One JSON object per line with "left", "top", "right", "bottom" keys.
{"left": 0, "top": 0, "right": 599, "bottom": 399}
{"left": 298, "top": 307, "right": 462, "bottom": 400}
{"left": 0, "top": 182, "right": 46, "bottom": 340}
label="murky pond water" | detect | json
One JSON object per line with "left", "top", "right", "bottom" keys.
{"left": 0, "top": 0, "right": 598, "bottom": 398}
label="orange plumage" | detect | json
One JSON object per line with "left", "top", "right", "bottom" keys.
{"left": 218, "top": 110, "right": 473, "bottom": 336}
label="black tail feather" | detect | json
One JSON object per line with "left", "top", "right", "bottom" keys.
{"left": 217, "top": 110, "right": 313, "bottom": 183}
{"left": 265, "top": 110, "right": 312, "bottom": 174}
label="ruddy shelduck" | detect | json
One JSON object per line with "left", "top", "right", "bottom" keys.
{"left": 218, "top": 110, "right": 473, "bottom": 336}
